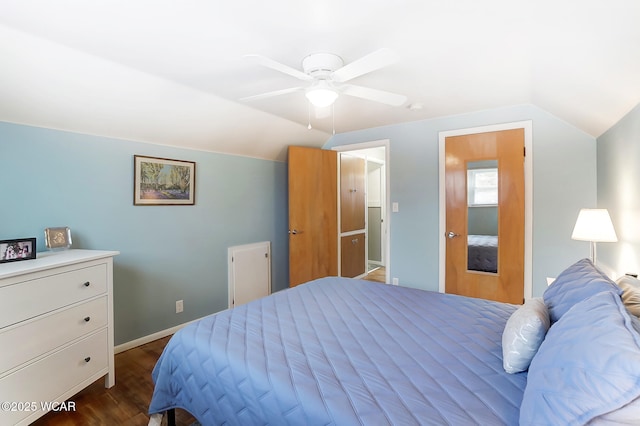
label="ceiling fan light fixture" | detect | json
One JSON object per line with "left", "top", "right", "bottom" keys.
{"left": 244, "top": 49, "right": 405, "bottom": 108}
{"left": 305, "top": 81, "right": 338, "bottom": 108}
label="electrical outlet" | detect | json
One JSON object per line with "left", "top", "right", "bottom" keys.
{"left": 175, "top": 300, "right": 184, "bottom": 313}
{"left": 392, "top": 278, "right": 399, "bottom": 285}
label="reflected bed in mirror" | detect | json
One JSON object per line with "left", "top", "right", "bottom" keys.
{"left": 467, "top": 234, "right": 497, "bottom": 273}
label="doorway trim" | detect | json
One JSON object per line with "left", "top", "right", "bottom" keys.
{"left": 438, "top": 121, "right": 533, "bottom": 301}
{"left": 332, "top": 139, "right": 391, "bottom": 284}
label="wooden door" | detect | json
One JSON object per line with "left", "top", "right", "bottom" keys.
{"left": 339, "top": 153, "right": 366, "bottom": 277}
{"left": 288, "top": 146, "right": 338, "bottom": 287}
{"left": 444, "top": 129, "right": 525, "bottom": 304}
{"left": 340, "top": 154, "right": 366, "bottom": 232}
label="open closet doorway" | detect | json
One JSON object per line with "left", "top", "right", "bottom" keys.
{"left": 333, "top": 140, "right": 390, "bottom": 284}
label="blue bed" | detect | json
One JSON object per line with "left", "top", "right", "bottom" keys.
{"left": 149, "top": 277, "right": 526, "bottom": 425}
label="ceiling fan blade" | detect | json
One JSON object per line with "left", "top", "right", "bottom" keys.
{"left": 244, "top": 54, "right": 313, "bottom": 81}
{"left": 331, "top": 48, "right": 399, "bottom": 83}
{"left": 341, "top": 84, "right": 407, "bottom": 106}
{"left": 239, "top": 87, "right": 303, "bottom": 102}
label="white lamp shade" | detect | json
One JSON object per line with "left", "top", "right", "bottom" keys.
{"left": 571, "top": 209, "right": 618, "bottom": 242}
{"left": 305, "top": 81, "right": 338, "bottom": 108}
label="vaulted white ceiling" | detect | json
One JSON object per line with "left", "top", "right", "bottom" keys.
{"left": 1, "top": 0, "right": 639, "bottom": 161}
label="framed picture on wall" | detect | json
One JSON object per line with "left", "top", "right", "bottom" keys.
{"left": 0, "top": 238, "right": 36, "bottom": 263}
{"left": 134, "top": 155, "right": 196, "bottom": 205}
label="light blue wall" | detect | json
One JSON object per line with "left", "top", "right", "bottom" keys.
{"left": 0, "top": 122, "right": 289, "bottom": 345}
{"left": 325, "top": 104, "right": 597, "bottom": 297}
{"left": 596, "top": 103, "right": 640, "bottom": 277}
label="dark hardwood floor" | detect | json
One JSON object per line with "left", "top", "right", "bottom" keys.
{"left": 31, "top": 336, "right": 196, "bottom": 426}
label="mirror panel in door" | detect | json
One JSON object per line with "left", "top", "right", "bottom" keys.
{"left": 466, "top": 160, "right": 498, "bottom": 274}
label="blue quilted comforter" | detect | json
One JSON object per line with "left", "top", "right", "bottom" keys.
{"left": 149, "top": 277, "right": 526, "bottom": 425}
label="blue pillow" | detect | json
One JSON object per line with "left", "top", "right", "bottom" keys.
{"left": 543, "top": 258, "right": 621, "bottom": 323}
{"left": 520, "top": 291, "right": 640, "bottom": 425}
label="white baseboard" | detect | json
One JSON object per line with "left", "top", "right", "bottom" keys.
{"left": 114, "top": 316, "right": 206, "bottom": 354}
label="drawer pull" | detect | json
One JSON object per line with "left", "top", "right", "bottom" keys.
{"left": 84, "top": 357, "right": 91, "bottom": 363}
{"left": 83, "top": 281, "right": 91, "bottom": 287}
{"left": 84, "top": 316, "right": 91, "bottom": 322}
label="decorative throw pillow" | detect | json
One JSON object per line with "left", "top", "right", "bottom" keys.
{"left": 543, "top": 258, "right": 621, "bottom": 323}
{"left": 502, "top": 298, "right": 550, "bottom": 374}
{"left": 616, "top": 275, "right": 640, "bottom": 318}
{"left": 520, "top": 291, "right": 640, "bottom": 425}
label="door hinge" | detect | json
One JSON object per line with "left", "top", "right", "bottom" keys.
{"left": 523, "top": 146, "right": 526, "bottom": 157}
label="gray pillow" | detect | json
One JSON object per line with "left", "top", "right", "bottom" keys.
{"left": 502, "top": 298, "right": 550, "bottom": 374}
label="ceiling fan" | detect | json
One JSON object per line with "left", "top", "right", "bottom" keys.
{"left": 240, "top": 48, "right": 407, "bottom": 108}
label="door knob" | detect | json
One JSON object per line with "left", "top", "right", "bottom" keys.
{"left": 446, "top": 231, "right": 460, "bottom": 239}
{"left": 289, "top": 229, "right": 300, "bottom": 235}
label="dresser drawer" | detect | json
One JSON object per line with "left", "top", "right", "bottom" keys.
{"left": 0, "top": 263, "right": 107, "bottom": 329}
{"left": 0, "top": 296, "right": 108, "bottom": 374}
{"left": 0, "top": 329, "right": 108, "bottom": 425}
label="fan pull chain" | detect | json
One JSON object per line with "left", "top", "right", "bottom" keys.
{"left": 332, "top": 103, "right": 335, "bottom": 135}
{"left": 307, "top": 101, "right": 312, "bottom": 130}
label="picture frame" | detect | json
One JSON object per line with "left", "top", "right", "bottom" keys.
{"left": 45, "top": 227, "right": 72, "bottom": 249}
{"left": 0, "top": 238, "right": 37, "bottom": 263}
{"left": 134, "top": 155, "right": 196, "bottom": 205}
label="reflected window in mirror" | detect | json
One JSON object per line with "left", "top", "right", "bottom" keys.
{"left": 467, "top": 166, "right": 498, "bottom": 206}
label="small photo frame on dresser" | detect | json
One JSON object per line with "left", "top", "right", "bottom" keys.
{"left": 45, "top": 227, "right": 72, "bottom": 250}
{"left": 0, "top": 238, "right": 37, "bottom": 263}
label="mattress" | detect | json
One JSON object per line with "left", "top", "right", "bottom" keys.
{"left": 149, "top": 277, "right": 526, "bottom": 425}
{"left": 468, "top": 234, "right": 498, "bottom": 273}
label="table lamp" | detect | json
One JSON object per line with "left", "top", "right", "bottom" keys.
{"left": 571, "top": 208, "right": 617, "bottom": 264}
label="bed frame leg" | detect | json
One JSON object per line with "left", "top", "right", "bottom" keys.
{"left": 167, "top": 408, "right": 176, "bottom": 426}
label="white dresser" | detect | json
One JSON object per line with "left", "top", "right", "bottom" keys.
{"left": 0, "top": 249, "right": 119, "bottom": 425}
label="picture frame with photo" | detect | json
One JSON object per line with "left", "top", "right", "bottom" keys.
{"left": 0, "top": 238, "right": 37, "bottom": 263}
{"left": 45, "top": 227, "right": 73, "bottom": 250}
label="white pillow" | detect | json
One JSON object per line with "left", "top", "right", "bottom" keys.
{"left": 616, "top": 275, "right": 640, "bottom": 318}
{"left": 502, "top": 298, "right": 550, "bottom": 374}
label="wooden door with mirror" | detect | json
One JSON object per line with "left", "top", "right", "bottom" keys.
{"left": 444, "top": 129, "right": 525, "bottom": 304}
